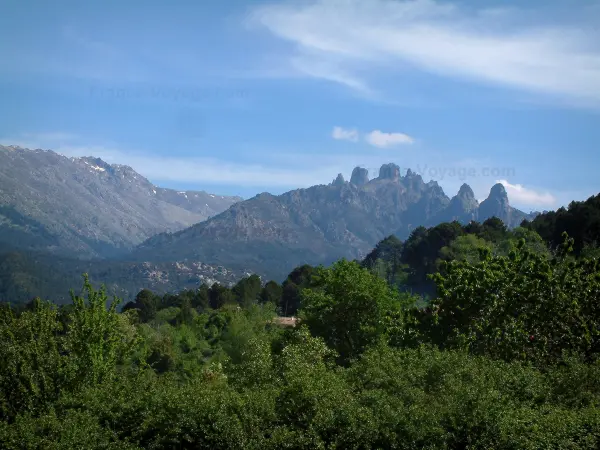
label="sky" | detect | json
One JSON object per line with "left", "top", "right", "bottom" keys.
{"left": 1, "top": 0, "right": 599, "bottom": 212}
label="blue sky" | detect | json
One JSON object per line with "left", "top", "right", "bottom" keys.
{"left": 1, "top": 0, "right": 599, "bottom": 211}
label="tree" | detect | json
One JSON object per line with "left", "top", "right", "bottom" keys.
{"left": 122, "top": 288, "right": 158, "bottom": 323}
{"left": 176, "top": 297, "right": 195, "bottom": 326}
{"left": 438, "top": 234, "right": 492, "bottom": 267}
{"left": 362, "top": 235, "right": 407, "bottom": 286}
{"left": 259, "top": 280, "right": 282, "bottom": 305}
{"left": 232, "top": 275, "right": 262, "bottom": 308}
{"left": 208, "top": 283, "right": 234, "bottom": 310}
{"left": 192, "top": 283, "right": 210, "bottom": 311}
{"left": 430, "top": 234, "right": 600, "bottom": 364}
{"left": 280, "top": 265, "right": 315, "bottom": 316}
{"left": 400, "top": 221, "right": 464, "bottom": 290}
{"left": 526, "top": 193, "right": 600, "bottom": 254}
{"left": 64, "top": 275, "right": 140, "bottom": 387}
{"left": 300, "top": 259, "right": 407, "bottom": 363}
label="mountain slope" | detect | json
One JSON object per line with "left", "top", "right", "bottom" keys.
{"left": 131, "top": 163, "right": 536, "bottom": 281}
{"left": 0, "top": 145, "right": 241, "bottom": 257}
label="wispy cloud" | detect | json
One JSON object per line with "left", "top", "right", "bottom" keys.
{"left": 249, "top": 0, "right": 600, "bottom": 107}
{"left": 497, "top": 179, "right": 556, "bottom": 208}
{"left": 365, "top": 130, "right": 414, "bottom": 148}
{"left": 332, "top": 127, "right": 414, "bottom": 147}
{"left": 332, "top": 126, "right": 359, "bottom": 142}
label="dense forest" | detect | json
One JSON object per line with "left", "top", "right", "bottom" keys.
{"left": 1, "top": 195, "right": 600, "bottom": 448}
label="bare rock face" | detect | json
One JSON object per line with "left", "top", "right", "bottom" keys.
{"left": 443, "top": 183, "right": 479, "bottom": 221}
{"left": 332, "top": 173, "right": 346, "bottom": 186}
{"left": 479, "top": 183, "right": 511, "bottom": 223}
{"left": 0, "top": 145, "right": 242, "bottom": 257}
{"left": 350, "top": 167, "right": 369, "bottom": 186}
{"left": 378, "top": 163, "right": 401, "bottom": 182}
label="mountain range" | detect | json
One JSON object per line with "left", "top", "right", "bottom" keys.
{"left": 0, "top": 145, "right": 241, "bottom": 258}
{"left": 0, "top": 146, "right": 538, "bottom": 299}
{"left": 131, "top": 163, "right": 537, "bottom": 280}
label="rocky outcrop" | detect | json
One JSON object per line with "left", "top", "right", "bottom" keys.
{"left": 332, "top": 173, "right": 346, "bottom": 186}
{"left": 442, "top": 183, "right": 479, "bottom": 222}
{"left": 479, "top": 183, "right": 511, "bottom": 224}
{"left": 350, "top": 167, "right": 369, "bottom": 186}
{"left": 378, "top": 163, "right": 401, "bottom": 181}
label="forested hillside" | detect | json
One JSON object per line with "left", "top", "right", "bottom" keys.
{"left": 0, "top": 246, "right": 245, "bottom": 305}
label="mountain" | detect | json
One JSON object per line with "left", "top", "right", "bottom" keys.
{"left": 436, "top": 183, "right": 479, "bottom": 223}
{"left": 433, "top": 181, "right": 533, "bottom": 226}
{"left": 130, "top": 163, "right": 536, "bottom": 281}
{"left": 0, "top": 145, "right": 241, "bottom": 257}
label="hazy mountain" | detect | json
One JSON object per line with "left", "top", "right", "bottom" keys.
{"left": 131, "top": 163, "right": 536, "bottom": 281}
{"left": 433, "top": 182, "right": 534, "bottom": 226}
{"left": 0, "top": 145, "right": 242, "bottom": 257}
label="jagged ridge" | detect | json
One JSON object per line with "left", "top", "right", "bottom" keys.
{"left": 131, "top": 163, "right": 536, "bottom": 281}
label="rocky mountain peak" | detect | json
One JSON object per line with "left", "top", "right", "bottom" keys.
{"left": 479, "top": 182, "right": 511, "bottom": 223}
{"left": 457, "top": 183, "right": 476, "bottom": 199}
{"left": 378, "top": 163, "right": 400, "bottom": 182}
{"left": 332, "top": 173, "right": 346, "bottom": 186}
{"left": 402, "top": 168, "right": 425, "bottom": 191}
{"left": 350, "top": 167, "right": 369, "bottom": 186}
{"left": 439, "top": 182, "right": 479, "bottom": 222}
{"left": 489, "top": 182, "right": 508, "bottom": 200}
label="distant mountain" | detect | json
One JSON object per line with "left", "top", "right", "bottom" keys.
{"left": 131, "top": 163, "right": 537, "bottom": 281}
{"left": 433, "top": 181, "right": 535, "bottom": 226}
{"left": 0, "top": 145, "right": 241, "bottom": 257}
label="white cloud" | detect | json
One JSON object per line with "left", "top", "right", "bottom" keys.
{"left": 497, "top": 179, "right": 556, "bottom": 208}
{"left": 332, "top": 126, "right": 359, "bottom": 142}
{"left": 365, "top": 130, "right": 414, "bottom": 148}
{"left": 249, "top": 0, "right": 600, "bottom": 107}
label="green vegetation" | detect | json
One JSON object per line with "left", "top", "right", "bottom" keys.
{"left": 1, "top": 214, "right": 600, "bottom": 447}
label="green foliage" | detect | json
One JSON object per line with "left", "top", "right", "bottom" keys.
{"left": 438, "top": 233, "right": 492, "bottom": 265}
{"left": 526, "top": 192, "right": 600, "bottom": 255}
{"left": 123, "top": 288, "right": 159, "bottom": 322}
{"left": 0, "top": 275, "right": 141, "bottom": 423}
{"left": 0, "top": 299, "right": 62, "bottom": 421}
{"left": 2, "top": 218, "right": 600, "bottom": 447}
{"left": 259, "top": 280, "right": 282, "bottom": 305}
{"left": 431, "top": 234, "right": 600, "bottom": 364}
{"left": 232, "top": 274, "right": 262, "bottom": 308}
{"left": 63, "top": 274, "right": 141, "bottom": 387}
{"left": 362, "top": 235, "right": 407, "bottom": 285}
{"left": 209, "top": 283, "right": 235, "bottom": 309}
{"left": 300, "top": 259, "right": 408, "bottom": 363}
{"left": 279, "top": 264, "right": 315, "bottom": 316}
